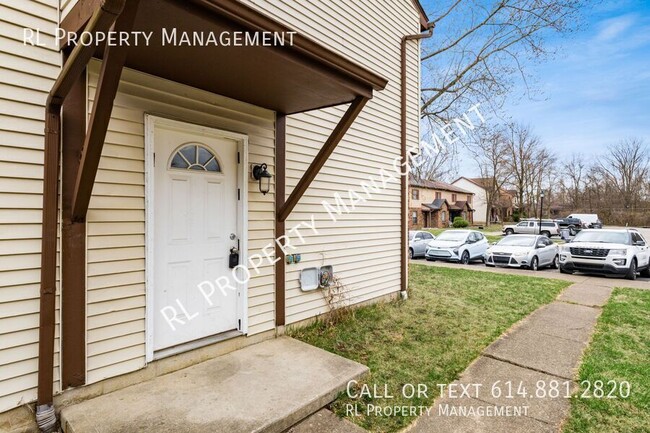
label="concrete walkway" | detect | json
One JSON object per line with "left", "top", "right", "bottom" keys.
{"left": 60, "top": 337, "right": 368, "bottom": 433}
{"left": 287, "top": 409, "right": 366, "bottom": 433}
{"left": 407, "top": 280, "right": 614, "bottom": 433}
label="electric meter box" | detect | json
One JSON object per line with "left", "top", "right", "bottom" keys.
{"left": 319, "top": 266, "right": 333, "bottom": 287}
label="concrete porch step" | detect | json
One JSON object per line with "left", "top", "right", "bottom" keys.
{"left": 60, "top": 337, "right": 368, "bottom": 433}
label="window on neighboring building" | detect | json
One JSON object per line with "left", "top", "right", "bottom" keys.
{"left": 412, "top": 189, "right": 419, "bottom": 200}
{"left": 435, "top": 192, "right": 441, "bottom": 200}
{"left": 467, "top": 195, "right": 472, "bottom": 204}
{"left": 412, "top": 211, "right": 418, "bottom": 224}
{"left": 452, "top": 193, "right": 457, "bottom": 202}
{"left": 441, "top": 211, "right": 447, "bottom": 222}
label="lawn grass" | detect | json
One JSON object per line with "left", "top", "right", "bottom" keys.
{"left": 426, "top": 227, "right": 503, "bottom": 244}
{"left": 563, "top": 288, "right": 650, "bottom": 433}
{"left": 484, "top": 234, "right": 503, "bottom": 243}
{"left": 475, "top": 224, "right": 505, "bottom": 232}
{"left": 289, "top": 265, "right": 570, "bottom": 432}
{"left": 426, "top": 228, "right": 446, "bottom": 237}
{"left": 426, "top": 227, "right": 568, "bottom": 245}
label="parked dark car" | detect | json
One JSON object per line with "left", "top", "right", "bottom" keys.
{"left": 567, "top": 214, "right": 603, "bottom": 229}
{"left": 554, "top": 217, "right": 584, "bottom": 235}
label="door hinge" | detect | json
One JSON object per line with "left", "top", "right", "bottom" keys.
{"left": 153, "top": 152, "right": 155, "bottom": 167}
{"left": 238, "top": 188, "right": 241, "bottom": 200}
{"left": 237, "top": 151, "right": 240, "bottom": 164}
{"left": 238, "top": 319, "right": 241, "bottom": 330}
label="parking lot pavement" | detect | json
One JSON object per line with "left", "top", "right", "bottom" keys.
{"left": 411, "top": 258, "right": 650, "bottom": 288}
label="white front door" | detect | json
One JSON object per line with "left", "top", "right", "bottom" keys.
{"left": 152, "top": 122, "right": 240, "bottom": 352}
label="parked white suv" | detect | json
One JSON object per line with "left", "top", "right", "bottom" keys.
{"left": 503, "top": 220, "right": 560, "bottom": 237}
{"left": 559, "top": 229, "right": 650, "bottom": 280}
{"left": 425, "top": 230, "right": 489, "bottom": 264}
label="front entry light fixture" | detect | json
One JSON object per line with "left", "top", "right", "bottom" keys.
{"left": 252, "top": 163, "right": 272, "bottom": 195}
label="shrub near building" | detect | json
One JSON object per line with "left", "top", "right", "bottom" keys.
{"left": 452, "top": 217, "right": 470, "bottom": 228}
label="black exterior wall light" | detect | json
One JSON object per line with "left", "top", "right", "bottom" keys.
{"left": 253, "top": 163, "right": 272, "bottom": 195}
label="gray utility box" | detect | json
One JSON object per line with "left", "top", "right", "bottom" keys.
{"left": 300, "top": 266, "right": 334, "bottom": 292}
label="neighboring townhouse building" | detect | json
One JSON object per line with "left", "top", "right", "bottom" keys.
{"left": 452, "top": 177, "right": 515, "bottom": 225}
{"left": 0, "top": 0, "right": 429, "bottom": 426}
{"left": 409, "top": 175, "right": 474, "bottom": 229}
{"left": 505, "top": 188, "right": 520, "bottom": 213}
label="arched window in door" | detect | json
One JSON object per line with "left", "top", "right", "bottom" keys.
{"left": 170, "top": 143, "right": 221, "bottom": 172}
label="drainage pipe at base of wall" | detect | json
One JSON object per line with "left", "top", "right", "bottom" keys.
{"left": 36, "top": 2, "right": 126, "bottom": 431}
{"left": 400, "top": 22, "right": 434, "bottom": 294}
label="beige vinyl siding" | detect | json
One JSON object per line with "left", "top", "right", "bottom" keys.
{"left": 60, "top": 0, "right": 77, "bottom": 21}
{"left": 85, "top": 61, "right": 276, "bottom": 384}
{"left": 240, "top": 0, "right": 421, "bottom": 323}
{"left": 0, "top": 0, "right": 60, "bottom": 414}
{"left": 241, "top": 0, "right": 421, "bottom": 147}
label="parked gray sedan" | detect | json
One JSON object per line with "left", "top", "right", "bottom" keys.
{"left": 409, "top": 230, "right": 436, "bottom": 259}
{"left": 484, "top": 234, "right": 559, "bottom": 271}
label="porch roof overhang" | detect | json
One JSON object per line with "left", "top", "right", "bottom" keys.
{"left": 61, "top": 0, "right": 388, "bottom": 115}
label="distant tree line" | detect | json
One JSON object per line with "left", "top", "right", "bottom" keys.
{"left": 415, "top": 0, "right": 650, "bottom": 226}
{"left": 468, "top": 125, "right": 650, "bottom": 226}
{"left": 558, "top": 139, "right": 650, "bottom": 226}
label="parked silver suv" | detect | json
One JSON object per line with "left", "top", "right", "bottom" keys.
{"left": 559, "top": 229, "right": 650, "bottom": 280}
{"left": 502, "top": 220, "right": 560, "bottom": 237}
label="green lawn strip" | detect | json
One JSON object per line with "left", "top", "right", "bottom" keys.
{"left": 289, "top": 265, "right": 569, "bottom": 433}
{"left": 563, "top": 288, "right": 650, "bottom": 433}
{"left": 485, "top": 234, "right": 503, "bottom": 243}
{"left": 426, "top": 228, "right": 502, "bottom": 244}
{"left": 426, "top": 228, "right": 445, "bottom": 237}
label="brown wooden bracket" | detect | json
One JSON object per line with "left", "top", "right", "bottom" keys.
{"left": 71, "top": 0, "right": 140, "bottom": 222}
{"left": 277, "top": 96, "right": 369, "bottom": 222}
{"left": 49, "top": 1, "right": 126, "bottom": 106}
{"left": 59, "top": 0, "right": 127, "bottom": 48}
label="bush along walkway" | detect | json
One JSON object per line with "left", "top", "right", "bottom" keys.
{"left": 408, "top": 282, "right": 614, "bottom": 433}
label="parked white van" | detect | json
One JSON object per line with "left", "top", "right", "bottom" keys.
{"left": 567, "top": 214, "right": 603, "bottom": 228}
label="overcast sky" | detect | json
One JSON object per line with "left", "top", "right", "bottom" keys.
{"left": 419, "top": 0, "right": 650, "bottom": 177}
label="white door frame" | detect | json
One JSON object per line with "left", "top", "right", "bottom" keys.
{"left": 144, "top": 114, "right": 249, "bottom": 363}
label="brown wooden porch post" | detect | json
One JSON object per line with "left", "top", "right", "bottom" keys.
{"left": 275, "top": 114, "right": 286, "bottom": 327}
{"left": 61, "top": 66, "right": 88, "bottom": 388}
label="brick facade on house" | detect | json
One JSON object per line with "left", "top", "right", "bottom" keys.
{"left": 409, "top": 175, "right": 475, "bottom": 229}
